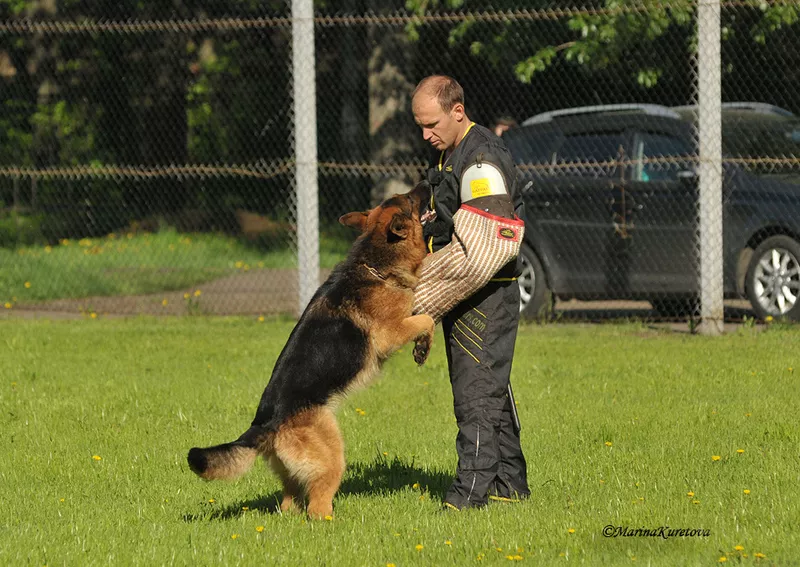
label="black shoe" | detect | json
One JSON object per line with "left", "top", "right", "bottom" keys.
{"left": 438, "top": 501, "right": 462, "bottom": 513}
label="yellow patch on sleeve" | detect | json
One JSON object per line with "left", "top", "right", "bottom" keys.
{"left": 470, "top": 178, "right": 492, "bottom": 199}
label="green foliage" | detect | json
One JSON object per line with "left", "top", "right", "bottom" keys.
{"left": 406, "top": 0, "right": 799, "bottom": 88}
{"left": 0, "top": 320, "right": 798, "bottom": 564}
{"left": 0, "top": 209, "right": 44, "bottom": 247}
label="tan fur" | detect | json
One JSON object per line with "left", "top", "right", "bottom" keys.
{"left": 269, "top": 407, "right": 345, "bottom": 519}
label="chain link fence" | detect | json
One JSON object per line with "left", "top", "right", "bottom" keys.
{"left": 1, "top": 1, "right": 799, "bottom": 325}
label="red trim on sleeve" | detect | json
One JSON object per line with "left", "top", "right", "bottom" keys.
{"left": 460, "top": 204, "right": 525, "bottom": 226}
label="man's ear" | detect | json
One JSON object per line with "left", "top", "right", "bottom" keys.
{"left": 388, "top": 213, "right": 409, "bottom": 241}
{"left": 339, "top": 211, "right": 368, "bottom": 231}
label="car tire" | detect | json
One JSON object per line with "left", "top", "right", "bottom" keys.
{"left": 745, "top": 235, "right": 800, "bottom": 321}
{"left": 650, "top": 297, "right": 700, "bottom": 318}
{"left": 518, "top": 243, "right": 553, "bottom": 321}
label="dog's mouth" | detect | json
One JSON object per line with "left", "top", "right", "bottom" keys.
{"left": 420, "top": 207, "right": 437, "bottom": 226}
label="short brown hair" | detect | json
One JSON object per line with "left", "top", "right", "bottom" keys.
{"left": 412, "top": 75, "right": 464, "bottom": 113}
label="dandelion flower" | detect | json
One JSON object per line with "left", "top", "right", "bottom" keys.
{"left": 718, "top": 557, "right": 727, "bottom": 563}
{"left": 4, "top": 303, "right": 11, "bottom": 309}
{"left": 712, "top": 455, "right": 721, "bottom": 461}
{"left": 445, "top": 540, "right": 452, "bottom": 546}
{"left": 412, "top": 482, "right": 420, "bottom": 489}
{"left": 258, "top": 316, "right": 265, "bottom": 322}
{"left": 605, "top": 441, "right": 612, "bottom": 447}
{"left": 737, "top": 449, "right": 744, "bottom": 454}
{"left": 687, "top": 491, "right": 695, "bottom": 497}
{"left": 743, "top": 489, "right": 751, "bottom": 495}
{"left": 256, "top": 526, "right": 264, "bottom": 533}
{"left": 92, "top": 455, "right": 102, "bottom": 461}
{"left": 90, "top": 313, "right": 97, "bottom": 319}
{"left": 231, "top": 534, "right": 238, "bottom": 539}
{"left": 387, "top": 564, "right": 396, "bottom": 567}
{"left": 162, "top": 299, "right": 168, "bottom": 306}
{"left": 208, "top": 498, "right": 215, "bottom": 503}
{"left": 765, "top": 315, "right": 773, "bottom": 322}
{"left": 242, "top": 506, "right": 249, "bottom": 511}
{"left": 24, "top": 281, "right": 31, "bottom": 288}
{"left": 734, "top": 545, "right": 744, "bottom": 551}
{"left": 183, "top": 293, "right": 190, "bottom": 300}
{"left": 324, "top": 515, "right": 333, "bottom": 521}
{"left": 754, "top": 553, "right": 766, "bottom": 558}
{"left": 415, "top": 544, "right": 424, "bottom": 551}
{"left": 568, "top": 528, "right": 575, "bottom": 534}
{"left": 194, "top": 290, "right": 201, "bottom": 297}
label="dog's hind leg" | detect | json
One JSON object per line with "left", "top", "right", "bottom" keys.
{"left": 268, "top": 455, "right": 304, "bottom": 514}
{"left": 274, "top": 407, "right": 345, "bottom": 520}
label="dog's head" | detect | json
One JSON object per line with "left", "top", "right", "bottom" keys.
{"left": 339, "top": 181, "right": 431, "bottom": 251}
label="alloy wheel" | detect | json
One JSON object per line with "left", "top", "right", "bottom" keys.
{"left": 752, "top": 246, "right": 800, "bottom": 315}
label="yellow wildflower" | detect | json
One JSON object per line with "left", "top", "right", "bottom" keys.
{"left": 256, "top": 526, "right": 264, "bottom": 533}
{"left": 4, "top": 303, "right": 11, "bottom": 309}
{"left": 258, "top": 316, "right": 265, "bottom": 322}
{"left": 687, "top": 491, "right": 695, "bottom": 497}
{"left": 743, "top": 489, "right": 751, "bottom": 494}
{"left": 92, "top": 455, "right": 102, "bottom": 461}
{"left": 445, "top": 540, "right": 452, "bottom": 546}
{"left": 24, "top": 281, "right": 31, "bottom": 288}
{"left": 324, "top": 515, "right": 333, "bottom": 521}
{"left": 605, "top": 441, "right": 612, "bottom": 447}
{"left": 415, "top": 544, "right": 424, "bottom": 551}
{"left": 568, "top": 528, "right": 575, "bottom": 534}
{"left": 712, "top": 455, "right": 721, "bottom": 461}
{"left": 719, "top": 557, "right": 727, "bottom": 563}
{"left": 162, "top": 299, "right": 168, "bottom": 306}
{"left": 734, "top": 545, "right": 744, "bottom": 551}
{"left": 754, "top": 553, "right": 766, "bottom": 558}
{"left": 231, "top": 534, "right": 238, "bottom": 539}
{"left": 737, "top": 449, "right": 744, "bottom": 454}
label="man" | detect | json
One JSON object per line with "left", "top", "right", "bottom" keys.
{"left": 411, "top": 75, "right": 530, "bottom": 511}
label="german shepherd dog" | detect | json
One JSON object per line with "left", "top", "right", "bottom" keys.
{"left": 187, "top": 182, "right": 435, "bottom": 519}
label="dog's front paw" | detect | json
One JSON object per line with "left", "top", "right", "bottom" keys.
{"left": 413, "top": 333, "right": 432, "bottom": 366}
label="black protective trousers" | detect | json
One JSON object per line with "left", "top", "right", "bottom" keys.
{"left": 441, "top": 280, "right": 530, "bottom": 509}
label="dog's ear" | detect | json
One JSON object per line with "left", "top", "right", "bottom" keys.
{"left": 388, "top": 213, "right": 410, "bottom": 241}
{"left": 339, "top": 211, "right": 368, "bottom": 231}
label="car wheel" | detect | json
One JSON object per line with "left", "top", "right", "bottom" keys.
{"left": 745, "top": 235, "right": 800, "bottom": 320}
{"left": 650, "top": 298, "right": 700, "bottom": 318}
{"left": 518, "top": 243, "right": 553, "bottom": 321}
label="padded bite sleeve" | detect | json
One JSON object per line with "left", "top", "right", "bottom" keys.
{"left": 413, "top": 203, "right": 524, "bottom": 323}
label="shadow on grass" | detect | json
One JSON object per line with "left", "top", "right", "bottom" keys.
{"left": 183, "top": 454, "right": 452, "bottom": 522}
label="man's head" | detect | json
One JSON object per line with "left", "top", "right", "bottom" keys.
{"left": 412, "top": 75, "right": 469, "bottom": 152}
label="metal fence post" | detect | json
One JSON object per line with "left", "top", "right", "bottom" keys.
{"left": 697, "top": 0, "right": 724, "bottom": 335}
{"left": 292, "top": 0, "right": 319, "bottom": 316}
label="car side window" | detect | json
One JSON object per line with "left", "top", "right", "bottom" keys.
{"left": 554, "top": 132, "right": 625, "bottom": 178}
{"left": 633, "top": 133, "right": 693, "bottom": 182}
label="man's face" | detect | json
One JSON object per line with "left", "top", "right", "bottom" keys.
{"left": 412, "top": 94, "right": 464, "bottom": 151}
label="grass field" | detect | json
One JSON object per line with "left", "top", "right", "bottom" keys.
{"left": 0, "top": 229, "right": 349, "bottom": 305}
{"left": 1, "top": 318, "right": 798, "bottom": 566}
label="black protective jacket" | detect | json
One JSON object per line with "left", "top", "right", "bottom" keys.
{"left": 422, "top": 123, "right": 526, "bottom": 277}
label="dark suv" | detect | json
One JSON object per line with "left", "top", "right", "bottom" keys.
{"left": 503, "top": 103, "right": 800, "bottom": 320}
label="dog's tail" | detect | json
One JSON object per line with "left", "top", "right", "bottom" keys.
{"left": 187, "top": 425, "right": 272, "bottom": 481}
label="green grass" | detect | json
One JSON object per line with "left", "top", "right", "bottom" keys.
{"left": 0, "top": 229, "right": 349, "bottom": 304}
{"left": 1, "top": 318, "right": 798, "bottom": 566}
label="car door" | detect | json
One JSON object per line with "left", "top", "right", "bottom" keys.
{"left": 625, "top": 130, "right": 698, "bottom": 295}
{"left": 523, "top": 130, "right": 627, "bottom": 296}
